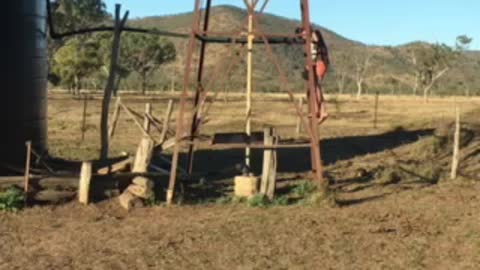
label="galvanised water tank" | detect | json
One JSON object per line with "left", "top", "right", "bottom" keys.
{"left": 1, "top": 0, "right": 48, "bottom": 166}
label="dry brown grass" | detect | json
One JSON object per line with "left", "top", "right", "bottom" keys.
{"left": 4, "top": 92, "right": 475, "bottom": 269}
{"left": 48, "top": 92, "right": 480, "bottom": 160}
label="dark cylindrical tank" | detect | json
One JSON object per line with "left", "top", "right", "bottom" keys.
{"left": 1, "top": 1, "right": 48, "bottom": 166}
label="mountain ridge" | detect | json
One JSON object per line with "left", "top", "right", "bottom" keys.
{"left": 123, "top": 5, "right": 480, "bottom": 95}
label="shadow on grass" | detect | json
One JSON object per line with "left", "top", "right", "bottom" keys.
{"left": 171, "top": 128, "right": 434, "bottom": 204}
{"left": 182, "top": 128, "right": 433, "bottom": 181}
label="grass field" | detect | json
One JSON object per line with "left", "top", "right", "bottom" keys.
{"left": 1, "top": 92, "right": 480, "bottom": 269}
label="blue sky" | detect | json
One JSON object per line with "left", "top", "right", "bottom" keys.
{"left": 104, "top": 0, "right": 480, "bottom": 49}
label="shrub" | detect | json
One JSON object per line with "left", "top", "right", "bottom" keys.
{"left": 0, "top": 187, "right": 25, "bottom": 213}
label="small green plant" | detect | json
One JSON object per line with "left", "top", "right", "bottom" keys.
{"left": 272, "top": 195, "right": 289, "bottom": 206}
{"left": 291, "top": 181, "right": 317, "bottom": 199}
{"left": 144, "top": 193, "right": 159, "bottom": 207}
{"left": 215, "top": 196, "right": 233, "bottom": 205}
{"left": 247, "top": 194, "right": 268, "bottom": 208}
{"left": 0, "top": 187, "right": 25, "bottom": 213}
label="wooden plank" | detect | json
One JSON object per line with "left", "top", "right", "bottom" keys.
{"left": 208, "top": 142, "right": 311, "bottom": 150}
{"left": 132, "top": 137, "right": 155, "bottom": 173}
{"left": 260, "top": 128, "right": 273, "bottom": 195}
{"left": 160, "top": 137, "right": 177, "bottom": 151}
{"left": 97, "top": 156, "right": 133, "bottom": 175}
{"left": 34, "top": 190, "right": 76, "bottom": 203}
{"left": 0, "top": 176, "right": 77, "bottom": 189}
{"left": 211, "top": 132, "right": 264, "bottom": 145}
{"left": 108, "top": 97, "right": 122, "bottom": 139}
{"left": 146, "top": 113, "right": 164, "bottom": 137}
{"left": 120, "top": 102, "right": 156, "bottom": 142}
{"left": 78, "top": 162, "right": 92, "bottom": 204}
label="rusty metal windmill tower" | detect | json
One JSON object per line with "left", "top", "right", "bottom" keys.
{"left": 166, "top": 0, "right": 325, "bottom": 203}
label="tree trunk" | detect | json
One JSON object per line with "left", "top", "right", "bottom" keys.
{"left": 141, "top": 73, "right": 147, "bottom": 95}
{"left": 356, "top": 80, "right": 363, "bottom": 99}
{"left": 336, "top": 72, "right": 346, "bottom": 95}
{"left": 413, "top": 72, "right": 419, "bottom": 96}
{"left": 99, "top": 5, "right": 129, "bottom": 160}
{"left": 74, "top": 75, "right": 80, "bottom": 96}
{"left": 422, "top": 68, "right": 449, "bottom": 103}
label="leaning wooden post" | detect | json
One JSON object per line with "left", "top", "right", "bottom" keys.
{"left": 78, "top": 161, "right": 92, "bottom": 204}
{"left": 81, "top": 94, "right": 88, "bottom": 141}
{"left": 260, "top": 127, "right": 274, "bottom": 195}
{"left": 99, "top": 4, "right": 129, "bottom": 160}
{"left": 373, "top": 91, "right": 379, "bottom": 129}
{"left": 295, "top": 97, "right": 304, "bottom": 139}
{"left": 143, "top": 103, "right": 152, "bottom": 133}
{"left": 266, "top": 134, "right": 278, "bottom": 200}
{"left": 108, "top": 97, "right": 122, "bottom": 140}
{"left": 245, "top": 0, "right": 254, "bottom": 168}
{"left": 160, "top": 99, "right": 174, "bottom": 143}
{"left": 450, "top": 105, "right": 461, "bottom": 180}
{"left": 24, "top": 141, "right": 32, "bottom": 193}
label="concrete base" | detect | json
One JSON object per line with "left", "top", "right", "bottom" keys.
{"left": 234, "top": 175, "right": 259, "bottom": 198}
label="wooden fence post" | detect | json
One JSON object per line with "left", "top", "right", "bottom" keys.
{"left": 81, "top": 94, "right": 88, "bottom": 141}
{"left": 261, "top": 128, "right": 274, "bottom": 195}
{"left": 450, "top": 105, "right": 461, "bottom": 180}
{"left": 78, "top": 162, "right": 92, "bottom": 204}
{"left": 24, "top": 141, "right": 32, "bottom": 193}
{"left": 266, "top": 134, "right": 278, "bottom": 200}
{"left": 373, "top": 91, "right": 379, "bottom": 129}
{"left": 295, "top": 97, "right": 304, "bottom": 139}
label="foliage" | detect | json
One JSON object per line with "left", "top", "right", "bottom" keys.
{"left": 246, "top": 194, "right": 269, "bottom": 208}
{"left": 47, "top": 5, "right": 480, "bottom": 96}
{"left": 121, "top": 33, "right": 176, "bottom": 94}
{"left": 50, "top": 0, "right": 108, "bottom": 32}
{"left": 52, "top": 38, "right": 104, "bottom": 93}
{"left": 48, "top": 0, "right": 108, "bottom": 68}
{"left": 0, "top": 187, "right": 25, "bottom": 213}
{"left": 291, "top": 181, "right": 317, "bottom": 199}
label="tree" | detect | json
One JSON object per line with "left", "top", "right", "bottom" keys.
{"left": 121, "top": 33, "right": 176, "bottom": 94}
{"left": 50, "top": 0, "right": 107, "bottom": 31}
{"left": 331, "top": 51, "right": 350, "bottom": 94}
{"left": 415, "top": 43, "right": 455, "bottom": 102}
{"left": 455, "top": 35, "right": 474, "bottom": 96}
{"left": 405, "top": 47, "right": 421, "bottom": 95}
{"left": 352, "top": 47, "right": 373, "bottom": 99}
{"left": 52, "top": 38, "right": 103, "bottom": 94}
{"left": 48, "top": 0, "right": 108, "bottom": 85}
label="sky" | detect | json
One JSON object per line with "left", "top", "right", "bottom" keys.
{"left": 104, "top": 0, "right": 480, "bottom": 50}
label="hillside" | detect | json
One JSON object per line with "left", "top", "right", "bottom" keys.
{"left": 123, "top": 5, "right": 480, "bottom": 95}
